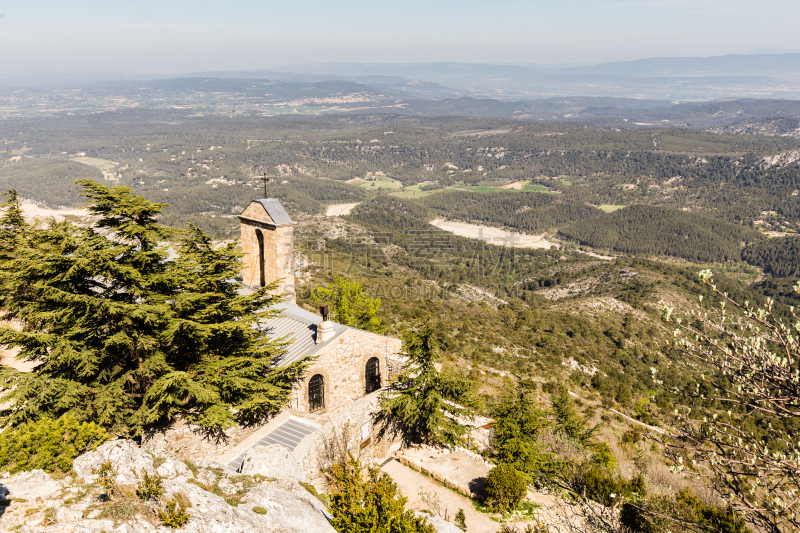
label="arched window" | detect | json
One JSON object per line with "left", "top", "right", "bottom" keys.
{"left": 309, "top": 374, "right": 325, "bottom": 412}
{"left": 255, "top": 229, "right": 265, "bottom": 287}
{"left": 365, "top": 357, "right": 381, "bottom": 394}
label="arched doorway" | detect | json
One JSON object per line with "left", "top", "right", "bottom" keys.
{"left": 309, "top": 374, "right": 325, "bottom": 412}
{"left": 365, "top": 357, "right": 381, "bottom": 393}
{"left": 255, "top": 229, "right": 265, "bottom": 287}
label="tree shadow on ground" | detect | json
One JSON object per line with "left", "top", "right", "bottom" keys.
{"left": 468, "top": 476, "right": 486, "bottom": 500}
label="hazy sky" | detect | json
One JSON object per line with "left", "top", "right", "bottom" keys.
{"left": 0, "top": 0, "right": 798, "bottom": 76}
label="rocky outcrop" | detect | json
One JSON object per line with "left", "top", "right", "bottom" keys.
{"left": 1, "top": 440, "right": 337, "bottom": 533}
{"left": 73, "top": 440, "right": 156, "bottom": 485}
{"left": 0, "top": 469, "right": 63, "bottom": 500}
{"left": 414, "top": 512, "right": 465, "bottom": 533}
{"left": 239, "top": 444, "right": 306, "bottom": 483}
{"left": 245, "top": 477, "right": 334, "bottom": 533}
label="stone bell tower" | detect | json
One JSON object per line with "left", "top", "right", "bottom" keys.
{"left": 239, "top": 198, "right": 295, "bottom": 302}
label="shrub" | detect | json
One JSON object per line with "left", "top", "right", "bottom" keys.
{"left": 252, "top": 506, "right": 268, "bottom": 515}
{"left": 0, "top": 415, "right": 109, "bottom": 473}
{"left": 159, "top": 496, "right": 191, "bottom": 528}
{"left": 582, "top": 470, "right": 647, "bottom": 507}
{"left": 137, "top": 471, "right": 165, "bottom": 502}
{"left": 99, "top": 485, "right": 147, "bottom": 523}
{"left": 95, "top": 460, "right": 118, "bottom": 500}
{"left": 328, "top": 456, "right": 435, "bottom": 533}
{"left": 43, "top": 506, "right": 57, "bottom": 525}
{"left": 484, "top": 464, "right": 527, "bottom": 513}
{"left": 455, "top": 508, "right": 466, "bottom": 531}
{"left": 620, "top": 429, "right": 642, "bottom": 446}
{"left": 590, "top": 442, "right": 618, "bottom": 469}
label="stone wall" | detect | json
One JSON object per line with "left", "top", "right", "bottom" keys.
{"left": 292, "top": 392, "right": 382, "bottom": 479}
{"left": 291, "top": 329, "right": 402, "bottom": 414}
{"left": 239, "top": 201, "right": 295, "bottom": 300}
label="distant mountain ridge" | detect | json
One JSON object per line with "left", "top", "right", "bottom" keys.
{"left": 268, "top": 54, "right": 800, "bottom": 100}
{"left": 274, "top": 53, "right": 800, "bottom": 80}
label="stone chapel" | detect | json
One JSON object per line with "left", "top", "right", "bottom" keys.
{"left": 238, "top": 199, "right": 403, "bottom": 415}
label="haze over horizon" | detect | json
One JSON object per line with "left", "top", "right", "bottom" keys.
{"left": 1, "top": 0, "right": 798, "bottom": 78}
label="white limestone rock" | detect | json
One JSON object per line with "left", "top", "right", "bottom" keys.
{"left": 24, "top": 520, "right": 115, "bottom": 532}
{"left": 1, "top": 469, "right": 63, "bottom": 500}
{"left": 414, "top": 511, "right": 464, "bottom": 533}
{"left": 155, "top": 458, "right": 190, "bottom": 480}
{"left": 244, "top": 477, "right": 336, "bottom": 533}
{"left": 239, "top": 444, "right": 307, "bottom": 483}
{"left": 217, "top": 476, "right": 240, "bottom": 496}
{"left": 161, "top": 477, "right": 264, "bottom": 533}
{"left": 55, "top": 507, "right": 83, "bottom": 523}
{"left": 7, "top": 440, "right": 337, "bottom": 533}
{"left": 72, "top": 440, "right": 154, "bottom": 485}
{"left": 193, "top": 468, "right": 218, "bottom": 487}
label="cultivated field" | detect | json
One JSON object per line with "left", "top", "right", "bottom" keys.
{"left": 72, "top": 156, "right": 116, "bottom": 171}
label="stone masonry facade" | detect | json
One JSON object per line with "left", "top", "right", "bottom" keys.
{"left": 290, "top": 329, "right": 403, "bottom": 414}
{"left": 239, "top": 201, "right": 295, "bottom": 300}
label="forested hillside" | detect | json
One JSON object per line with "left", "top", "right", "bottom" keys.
{"left": 3, "top": 111, "right": 800, "bottom": 238}
{"left": 419, "top": 191, "right": 602, "bottom": 232}
{"left": 743, "top": 236, "right": 800, "bottom": 277}
{"left": 0, "top": 158, "right": 102, "bottom": 206}
{"left": 558, "top": 205, "right": 763, "bottom": 262}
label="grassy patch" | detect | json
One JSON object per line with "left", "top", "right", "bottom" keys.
{"left": 99, "top": 486, "right": 153, "bottom": 525}
{"left": 360, "top": 176, "right": 403, "bottom": 190}
{"left": 390, "top": 189, "right": 433, "bottom": 199}
{"left": 71, "top": 157, "right": 117, "bottom": 171}
{"left": 522, "top": 184, "right": 551, "bottom": 192}
{"left": 599, "top": 204, "right": 625, "bottom": 213}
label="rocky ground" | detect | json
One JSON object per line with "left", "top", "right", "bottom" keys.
{"left": 0, "top": 437, "right": 470, "bottom": 533}
{"left": 0, "top": 439, "right": 339, "bottom": 533}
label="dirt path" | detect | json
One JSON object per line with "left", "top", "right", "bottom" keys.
{"left": 325, "top": 202, "right": 360, "bottom": 216}
{"left": 430, "top": 218, "right": 557, "bottom": 250}
{"left": 382, "top": 459, "right": 499, "bottom": 533}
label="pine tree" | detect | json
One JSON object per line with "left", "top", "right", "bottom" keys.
{"left": 312, "top": 274, "right": 385, "bottom": 333}
{"left": 377, "top": 324, "right": 477, "bottom": 447}
{"left": 0, "top": 189, "right": 26, "bottom": 229}
{"left": 0, "top": 188, "right": 28, "bottom": 262}
{"left": 0, "top": 181, "right": 308, "bottom": 437}
{"left": 551, "top": 386, "right": 595, "bottom": 446}
{"left": 491, "top": 385, "right": 548, "bottom": 475}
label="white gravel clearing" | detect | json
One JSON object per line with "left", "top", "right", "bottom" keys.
{"left": 430, "top": 218, "right": 558, "bottom": 249}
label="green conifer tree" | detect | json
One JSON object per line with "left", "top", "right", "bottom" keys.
{"left": 0, "top": 188, "right": 28, "bottom": 262}
{"left": 491, "top": 385, "right": 548, "bottom": 475}
{"left": 0, "top": 189, "right": 26, "bottom": 229}
{"left": 0, "top": 181, "right": 308, "bottom": 437}
{"left": 377, "top": 325, "right": 477, "bottom": 447}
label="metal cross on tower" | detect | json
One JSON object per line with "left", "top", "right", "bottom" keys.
{"left": 260, "top": 171, "right": 269, "bottom": 198}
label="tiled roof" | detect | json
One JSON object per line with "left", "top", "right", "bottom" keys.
{"left": 259, "top": 302, "right": 349, "bottom": 367}
{"left": 255, "top": 198, "right": 294, "bottom": 225}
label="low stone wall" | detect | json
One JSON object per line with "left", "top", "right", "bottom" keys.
{"left": 397, "top": 455, "right": 476, "bottom": 500}
{"left": 397, "top": 445, "right": 493, "bottom": 500}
